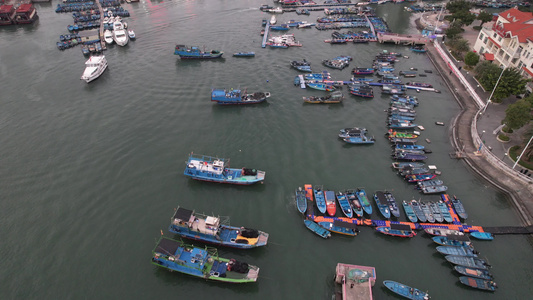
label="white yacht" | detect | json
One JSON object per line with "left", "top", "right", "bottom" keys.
{"left": 104, "top": 30, "right": 113, "bottom": 44}
{"left": 112, "top": 21, "right": 129, "bottom": 46}
{"left": 270, "top": 15, "right": 276, "bottom": 25}
{"left": 80, "top": 55, "right": 108, "bottom": 83}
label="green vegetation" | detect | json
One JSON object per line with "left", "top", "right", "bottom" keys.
{"left": 503, "top": 99, "right": 532, "bottom": 130}
{"left": 498, "top": 133, "right": 510, "bottom": 141}
{"left": 509, "top": 145, "right": 533, "bottom": 170}
{"left": 445, "top": 1, "right": 476, "bottom": 26}
{"left": 502, "top": 125, "right": 514, "bottom": 134}
{"left": 464, "top": 51, "right": 479, "bottom": 67}
{"left": 474, "top": 62, "right": 529, "bottom": 102}
{"left": 446, "top": 37, "right": 470, "bottom": 59}
{"left": 445, "top": 22, "right": 464, "bottom": 39}
{"left": 477, "top": 11, "right": 493, "bottom": 26}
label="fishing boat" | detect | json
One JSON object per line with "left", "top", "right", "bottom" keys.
{"left": 168, "top": 207, "right": 268, "bottom": 249}
{"left": 338, "top": 127, "right": 367, "bottom": 138}
{"left": 436, "top": 246, "right": 478, "bottom": 257}
{"left": 80, "top": 55, "right": 108, "bottom": 83}
{"left": 445, "top": 255, "right": 491, "bottom": 270}
{"left": 325, "top": 190, "right": 337, "bottom": 217}
{"left": 459, "top": 276, "right": 497, "bottom": 292}
{"left": 410, "top": 200, "right": 426, "bottom": 222}
{"left": 389, "top": 120, "right": 418, "bottom": 130}
{"left": 112, "top": 21, "right": 129, "bottom": 46}
{"left": 393, "top": 152, "right": 427, "bottom": 162}
{"left": 306, "top": 83, "right": 336, "bottom": 92}
{"left": 399, "top": 166, "right": 430, "bottom": 176}
{"left": 174, "top": 44, "right": 223, "bottom": 59}
{"left": 384, "top": 191, "right": 400, "bottom": 218}
{"left": 151, "top": 236, "right": 260, "bottom": 283}
{"left": 387, "top": 130, "right": 418, "bottom": 140}
{"left": 336, "top": 191, "right": 353, "bottom": 218}
{"left": 392, "top": 162, "right": 426, "bottom": 169}
{"left": 470, "top": 232, "right": 494, "bottom": 241}
{"left": 103, "top": 29, "right": 113, "bottom": 44}
{"left": 357, "top": 188, "right": 373, "bottom": 215}
{"left": 346, "top": 189, "right": 363, "bottom": 217}
{"left": 410, "top": 45, "right": 427, "bottom": 53}
{"left": 318, "top": 220, "right": 359, "bottom": 236}
{"left": 303, "top": 91, "right": 343, "bottom": 103}
{"left": 233, "top": 52, "right": 255, "bottom": 57}
{"left": 432, "top": 234, "right": 472, "bottom": 247}
{"left": 304, "top": 71, "right": 331, "bottom": 80}
{"left": 406, "top": 82, "right": 433, "bottom": 88}
{"left": 452, "top": 195, "right": 468, "bottom": 220}
{"left": 420, "top": 202, "right": 435, "bottom": 223}
{"left": 352, "top": 67, "right": 374, "bottom": 76}
{"left": 349, "top": 85, "right": 374, "bottom": 98}
{"left": 374, "top": 191, "right": 391, "bottom": 219}
{"left": 297, "top": 21, "right": 315, "bottom": 28}
{"left": 421, "top": 185, "right": 448, "bottom": 194}
{"left": 376, "top": 224, "right": 416, "bottom": 238}
{"left": 405, "top": 173, "right": 436, "bottom": 183}
{"left": 295, "top": 187, "right": 307, "bottom": 214}
{"left": 183, "top": 153, "right": 265, "bottom": 185}
{"left": 437, "top": 201, "right": 453, "bottom": 222}
{"left": 429, "top": 202, "right": 443, "bottom": 223}
{"left": 383, "top": 280, "right": 430, "bottom": 300}
{"left": 314, "top": 185, "right": 327, "bottom": 214}
{"left": 454, "top": 266, "right": 493, "bottom": 280}
{"left": 304, "top": 219, "right": 331, "bottom": 238}
{"left": 343, "top": 132, "right": 375, "bottom": 144}
{"left": 290, "top": 59, "right": 312, "bottom": 72}
{"left": 211, "top": 88, "right": 271, "bottom": 105}
{"left": 402, "top": 200, "right": 418, "bottom": 223}
{"left": 395, "top": 143, "right": 425, "bottom": 151}
{"left": 417, "top": 179, "right": 444, "bottom": 188}
{"left": 270, "top": 24, "right": 289, "bottom": 31}
{"left": 425, "top": 228, "right": 464, "bottom": 236}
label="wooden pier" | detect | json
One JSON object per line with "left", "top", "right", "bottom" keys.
{"left": 335, "top": 263, "right": 376, "bottom": 300}
{"left": 377, "top": 32, "right": 428, "bottom": 45}
{"left": 483, "top": 225, "right": 533, "bottom": 235}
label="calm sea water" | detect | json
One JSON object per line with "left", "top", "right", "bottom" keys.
{"left": 1, "top": 1, "right": 532, "bottom": 299}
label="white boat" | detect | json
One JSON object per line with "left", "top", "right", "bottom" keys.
{"left": 297, "top": 21, "right": 315, "bottom": 29}
{"left": 113, "top": 21, "right": 129, "bottom": 46}
{"left": 128, "top": 29, "right": 136, "bottom": 39}
{"left": 270, "top": 15, "right": 276, "bottom": 25}
{"left": 80, "top": 55, "right": 108, "bottom": 83}
{"left": 268, "top": 7, "right": 283, "bottom": 14}
{"left": 104, "top": 30, "right": 113, "bottom": 44}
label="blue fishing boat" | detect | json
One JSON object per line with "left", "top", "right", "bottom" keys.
{"left": 392, "top": 162, "right": 426, "bottom": 169}
{"left": 454, "top": 266, "right": 493, "bottom": 280}
{"left": 374, "top": 191, "right": 391, "bottom": 219}
{"left": 395, "top": 144, "right": 425, "bottom": 151}
{"left": 291, "top": 60, "right": 312, "bottom": 72}
{"left": 336, "top": 191, "right": 353, "bottom": 218}
{"left": 168, "top": 207, "right": 269, "bottom": 249}
{"left": 399, "top": 166, "right": 430, "bottom": 176}
{"left": 420, "top": 202, "right": 435, "bottom": 223}
{"left": 459, "top": 276, "right": 497, "bottom": 292}
{"left": 421, "top": 185, "right": 448, "bottom": 194}
{"left": 318, "top": 220, "right": 359, "bottom": 236}
{"left": 445, "top": 255, "right": 491, "bottom": 270}
{"left": 349, "top": 85, "right": 374, "bottom": 98}
{"left": 410, "top": 199, "right": 426, "bottom": 222}
{"left": 389, "top": 120, "right": 418, "bottom": 130}
{"left": 393, "top": 152, "right": 427, "bottom": 161}
{"left": 346, "top": 189, "right": 363, "bottom": 217}
{"left": 437, "top": 201, "right": 453, "bottom": 222}
{"left": 402, "top": 200, "right": 418, "bottom": 223}
{"left": 395, "top": 148, "right": 426, "bottom": 156}
{"left": 304, "top": 71, "right": 330, "bottom": 80}
{"left": 383, "top": 280, "right": 430, "bottom": 300}
{"left": 356, "top": 188, "right": 373, "bottom": 215}
{"left": 406, "top": 173, "right": 436, "bottom": 183}
{"left": 233, "top": 52, "right": 255, "bottom": 57}
{"left": 417, "top": 179, "right": 444, "bottom": 188}
{"left": 343, "top": 134, "right": 376, "bottom": 144}
{"left": 174, "top": 44, "right": 223, "bottom": 59}
{"left": 183, "top": 153, "right": 265, "bottom": 185}
{"left": 410, "top": 45, "right": 427, "bottom": 53}
{"left": 436, "top": 246, "right": 478, "bottom": 257}
{"left": 295, "top": 187, "right": 307, "bottom": 214}
{"left": 376, "top": 224, "right": 416, "bottom": 238}
{"left": 352, "top": 67, "right": 374, "bottom": 75}
{"left": 432, "top": 234, "right": 472, "bottom": 247}
{"left": 338, "top": 127, "right": 367, "bottom": 138}
{"left": 389, "top": 114, "right": 416, "bottom": 121}
{"left": 306, "top": 82, "right": 336, "bottom": 91}
{"left": 314, "top": 185, "right": 327, "bottom": 214}
{"left": 384, "top": 191, "right": 400, "bottom": 218}
{"left": 211, "top": 88, "right": 271, "bottom": 105}
{"left": 151, "top": 236, "right": 260, "bottom": 283}
{"left": 452, "top": 195, "right": 468, "bottom": 220}
{"left": 470, "top": 232, "right": 494, "bottom": 241}
{"left": 304, "top": 219, "right": 331, "bottom": 238}
{"left": 429, "top": 202, "right": 443, "bottom": 223}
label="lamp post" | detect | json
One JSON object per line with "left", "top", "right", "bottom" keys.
{"left": 513, "top": 135, "right": 533, "bottom": 169}
{"left": 482, "top": 66, "right": 506, "bottom": 114}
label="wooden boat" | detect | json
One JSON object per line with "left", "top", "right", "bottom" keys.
{"left": 376, "top": 224, "right": 416, "bottom": 238}
{"left": 304, "top": 219, "right": 331, "bottom": 238}
{"left": 446, "top": 255, "right": 491, "bottom": 270}
{"left": 318, "top": 220, "right": 359, "bottom": 236}
{"left": 314, "top": 185, "right": 327, "bottom": 214}
{"left": 452, "top": 195, "right": 468, "bottom": 220}
{"left": 437, "top": 201, "right": 453, "bottom": 222}
{"left": 387, "top": 130, "right": 418, "bottom": 140}
{"left": 402, "top": 200, "right": 418, "bottom": 223}
{"left": 303, "top": 91, "right": 343, "bottom": 103}
{"left": 384, "top": 191, "right": 400, "bottom": 218}
{"left": 436, "top": 246, "right": 478, "bottom": 257}
{"left": 392, "top": 162, "right": 426, "bottom": 169}
{"left": 357, "top": 188, "right": 373, "bottom": 215}
{"left": 233, "top": 52, "right": 255, "bottom": 57}
{"left": 383, "top": 280, "right": 430, "bottom": 300}
{"left": 336, "top": 191, "right": 353, "bottom": 218}
{"left": 421, "top": 185, "right": 448, "bottom": 194}
{"left": 459, "top": 276, "right": 497, "bottom": 292}
{"left": 429, "top": 202, "right": 444, "bottom": 223}
{"left": 470, "top": 232, "right": 494, "bottom": 241}
{"left": 425, "top": 228, "right": 464, "bottom": 236}
{"left": 346, "top": 189, "right": 363, "bottom": 217}
{"left": 432, "top": 234, "right": 472, "bottom": 247}
{"left": 151, "top": 236, "right": 260, "bottom": 283}
{"left": 410, "top": 200, "right": 426, "bottom": 222}
{"left": 420, "top": 202, "right": 435, "bottom": 223}
{"left": 405, "top": 173, "right": 436, "bottom": 183}
{"left": 211, "top": 89, "right": 270, "bottom": 105}
{"left": 325, "top": 190, "right": 337, "bottom": 217}
{"left": 295, "top": 187, "right": 307, "bottom": 214}
{"left": 168, "top": 207, "right": 269, "bottom": 249}
{"left": 454, "top": 266, "right": 493, "bottom": 280}
{"left": 374, "top": 191, "right": 391, "bottom": 219}
{"left": 184, "top": 153, "right": 265, "bottom": 184}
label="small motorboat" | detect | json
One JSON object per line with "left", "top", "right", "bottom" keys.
{"left": 324, "top": 190, "right": 336, "bottom": 217}
{"left": 374, "top": 191, "right": 391, "bottom": 219}
{"left": 432, "top": 234, "right": 472, "bottom": 247}
{"left": 304, "top": 219, "right": 331, "bottom": 239}
{"left": 356, "top": 188, "right": 372, "bottom": 215}
{"left": 459, "top": 276, "right": 497, "bottom": 292}
{"left": 104, "top": 30, "right": 113, "bottom": 44}
{"left": 233, "top": 52, "right": 255, "bottom": 57}
{"left": 470, "top": 231, "right": 494, "bottom": 241}
{"left": 336, "top": 191, "right": 353, "bottom": 218}
{"left": 80, "top": 55, "right": 108, "bottom": 83}
{"left": 436, "top": 245, "right": 478, "bottom": 257}
{"left": 318, "top": 220, "right": 359, "bottom": 236}
{"left": 383, "top": 280, "right": 430, "bottom": 299}
{"left": 314, "top": 185, "right": 326, "bottom": 214}
{"left": 128, "top": 29, "right": 136, "bottom": 39}
{"left": 452, "top": 195, "right": 468, "bottom": 220}
{"left": 295, "top": 187, "right": 307, "bottom": 215}
{"left": 454, "top": 266, "right": 493, "bottom": 280}
{"left": 346, "top": 189, "right": 363, "bottom": 217}
{"left": 376, "top": 224, "right": 416, "bottom": 238}
{"left": 410, "top": 200, "right": 426, "bottom": 223}
{"left": 402, "top": 200, "right": 418, "bottom": 223}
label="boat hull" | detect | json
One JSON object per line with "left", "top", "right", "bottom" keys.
{"left": 383, "top": 280, "right": 429, "bottom": 299}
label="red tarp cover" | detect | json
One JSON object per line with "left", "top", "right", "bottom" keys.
{"left": 484, "top": 53, "right": 495, "bottom": 61}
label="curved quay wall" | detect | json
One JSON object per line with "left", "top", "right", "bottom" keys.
{"left": 427, "top": 40, "right": 533, "bottom": 225}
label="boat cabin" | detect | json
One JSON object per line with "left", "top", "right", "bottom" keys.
{"left": 14, "top": 4, "right": 38, "bottom": 24}
{"left": 0, "top": 5, "right": 15, "bottom": 25}
{"left": 172, "top": 207, "right": 220, "bottom": 236}
{"left": 391, "top": 223, "right": 412, "bottom": 233}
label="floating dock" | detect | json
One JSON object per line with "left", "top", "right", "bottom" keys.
{"left": 261, "top": 23, "right": 270, "bottom": 48}
{"left": 335, "top": 263, "right": 376, "bottom": 300}
{"left": 377, "top": 32, "right": 428, "bottom": 45}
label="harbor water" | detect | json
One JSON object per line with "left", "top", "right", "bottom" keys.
{"left": 1, "top": 1, "right": 532, "bottom": 299}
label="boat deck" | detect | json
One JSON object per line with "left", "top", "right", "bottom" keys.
{"left": 335, "top": 263, "right": 376, "bottom": 300}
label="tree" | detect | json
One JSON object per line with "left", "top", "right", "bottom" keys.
{"left": 445, "top": 23, "right": 463, "bottom": 39}
{"left": 492, "top": 68, "right": 529, "bottom": 102}
{"left": 451, "top": 11, "right": 477, "bottom": 26}
{"left": 477, "top": 11, "right": 493, "bottom": 26}
{"left": 446, "top": 0, "right": 472, "bottom": 14}
{"left": 503, "top": 99, "right": 532, "bottom": 130}
{"left": 447, "top": 37, "right": 470, "bottom": 58}
{"left": 464, "top": 51, "right": 479, "bottom": 66}
{"left": 474, "top": 61, "right": 504, "bottom": 90}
